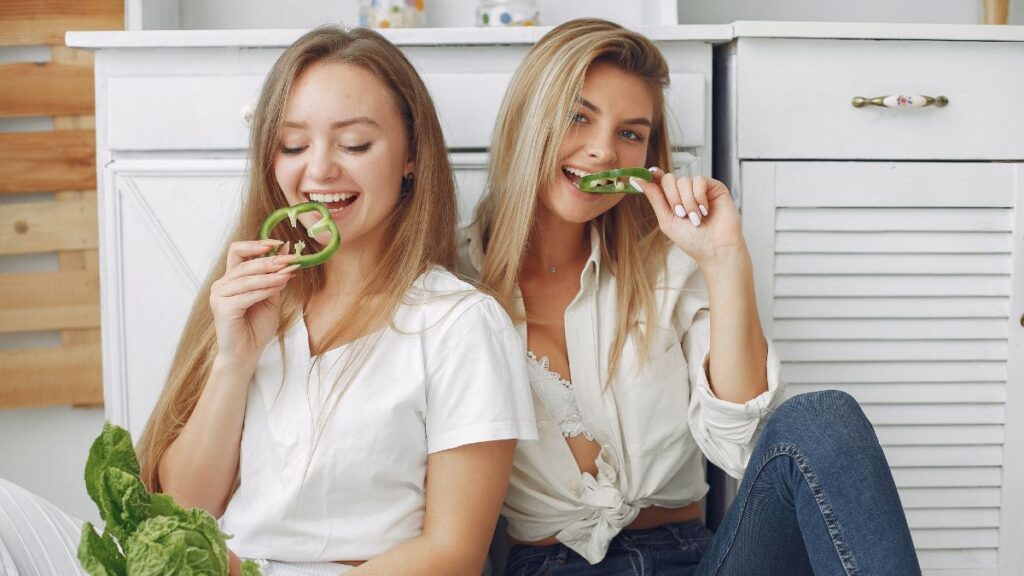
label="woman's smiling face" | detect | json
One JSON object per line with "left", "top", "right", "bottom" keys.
{"left": 539, "top": 62, "right": 655, "bottom": 225}
{"left": 273, "top": 61, "right": 413, "bottom": 250}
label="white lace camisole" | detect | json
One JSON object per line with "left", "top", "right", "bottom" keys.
{"left": 525, "top": 351, "right": 594, "bottom": 441}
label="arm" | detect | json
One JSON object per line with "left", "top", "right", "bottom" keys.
{"left": 158, "top": 240, "right": 298, "bottom": 517}
{"left": 637, "top": 172, "right": 767, "bottom": 403}
{"left": 349, "top": 440, "right": 517, "bottom": 576}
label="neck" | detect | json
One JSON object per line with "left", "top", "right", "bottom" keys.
{"left": 318, "top": 229, "right": 388, "bottom": 299}
{"left": 524, "top": 203, "right": 589, "bottom": 274}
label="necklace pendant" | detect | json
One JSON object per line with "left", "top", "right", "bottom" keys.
{"left": 548, "top": 266, "right": 557, "bottom": 274}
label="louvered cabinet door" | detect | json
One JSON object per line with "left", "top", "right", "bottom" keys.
{"left": 741, "top": 161, "right": 1024, "bottom": 576}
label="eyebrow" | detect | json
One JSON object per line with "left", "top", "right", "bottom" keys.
{"left": 282, "top": 117, "right": 380, "bottom": 129}
{"left": 580, "top": 98, "right": 652, "bottom": 127}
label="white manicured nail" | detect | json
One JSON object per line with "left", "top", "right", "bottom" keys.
{"left": 628, "top": 177, "right": 643, "bottom": 193}
{"left": 699, "top": 204, "right": 708, "bottom": 216}
{"left": 648, "top": 166, "right": 660, "bottom": 173}
{"left": 674, "top": 205, "right": 686, "bottom": 218}
{"left": 689, "top": 212, "right": 702, "bottom": 226}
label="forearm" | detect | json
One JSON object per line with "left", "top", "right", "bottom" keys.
{"left": 348, "top": 534, "right": 484, "bottom": 576}
{"left": 158, "top": 356, "right": 254, "bottom": 516}
{"left": 700, "top": 245, "right": 769, "bottom": 404}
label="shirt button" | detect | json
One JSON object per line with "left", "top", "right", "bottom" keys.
{"left": 538, "top": 420, "right": 549, "bottom": 430}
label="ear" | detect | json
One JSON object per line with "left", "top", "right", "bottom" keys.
{"left": 404, "top": 158, "right": 415, "bottom": 176}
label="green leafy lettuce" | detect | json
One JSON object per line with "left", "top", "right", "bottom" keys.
{"left": 77, "top": 421, "right": 262, "bottom": 576}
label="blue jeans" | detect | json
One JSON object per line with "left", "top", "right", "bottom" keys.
{"left": 505, "top": 391, "right": 921, "bottom": 575}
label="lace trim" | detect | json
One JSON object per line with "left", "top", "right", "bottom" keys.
{"left": 526, "top": 351, "right": 594, "bottom": 441}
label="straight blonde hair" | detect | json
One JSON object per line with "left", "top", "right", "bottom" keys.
{"left": 473, "top": 18, "right": 673, "bottom": 381}
{"left": 138, "top": 26, "right": 458, "bottom": 491}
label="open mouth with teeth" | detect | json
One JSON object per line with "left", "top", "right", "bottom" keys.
{"left": 306, "top": 191, "right": 359, "bottom": 211}
{"left": 574, "top": 167, "right": 652, "bottom": 194}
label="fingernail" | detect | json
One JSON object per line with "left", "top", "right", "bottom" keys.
{"left": 647, "top": 166, "right": 660, "bottom": 173}
{"left": 689, "top": 212, "right": 702, "bottom": 227}
{"left": 699, "top": 204, "right": 708, "bottom": 217}
{"left": 674, "top": 205, "right": 686, "bottom": 218}
{"left": 628, "top": 177, "right": 643, "bottom": 193}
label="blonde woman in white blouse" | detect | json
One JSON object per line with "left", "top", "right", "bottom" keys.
{"left": 467, "top": 19, "right": 920, "bottom": 575}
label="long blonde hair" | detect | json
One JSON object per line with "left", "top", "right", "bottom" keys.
{"left": 473, "top": 18, "right": 672, "bottom": 380}
{"left": 138, "top": 26, "right": 458, "bottom": 490}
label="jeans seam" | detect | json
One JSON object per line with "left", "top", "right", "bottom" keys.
{"left": 708, "top": 443, "right": 861, "bottom": 576}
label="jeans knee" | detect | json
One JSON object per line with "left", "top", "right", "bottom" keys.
{"left": 764, "top": 390, "right": 876, "bottom": 451}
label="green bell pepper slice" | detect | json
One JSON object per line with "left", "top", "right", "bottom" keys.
{"left": 579, "top": 167, "right": 653, "bottom": 194}
{"left": 259, "top": 201, "right": 340, "bottom": 268}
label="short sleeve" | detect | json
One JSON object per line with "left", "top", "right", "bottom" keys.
{"left": 424, "top": 297, "right": 538, "bottom": 454}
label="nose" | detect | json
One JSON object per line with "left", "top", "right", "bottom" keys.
{"left": 584, "top": 129, "right": 618, "bottom": 165}
{"left": 307, "top": 143, "right": 341, "bottom": 182}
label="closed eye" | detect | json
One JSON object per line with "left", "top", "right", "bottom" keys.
{"left": 280, "top": 145, "right": 307, "bottom": 155}
{"left": 342, "top": 143, "right": 372, "bottom": 153}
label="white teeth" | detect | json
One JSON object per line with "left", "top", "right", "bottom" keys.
{"left": 562, "top": 167, "right": 592, "bottom": 178}
{"left": 309, "top": 192, "right": 355, "bottom": 203}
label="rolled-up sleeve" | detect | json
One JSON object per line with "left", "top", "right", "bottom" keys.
{"left": 675, "top": 265, "right": 785, "bottom": 479}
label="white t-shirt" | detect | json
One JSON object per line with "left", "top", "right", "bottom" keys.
{"left": 218, "top": 266, "right": 537, "bottom": 561}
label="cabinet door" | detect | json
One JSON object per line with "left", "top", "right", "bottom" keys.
{"left": 100, "top": 157, "right": 494, "bottom": 440}
{"left": 741, "top": 162, "right": 1024, "bottom": 576}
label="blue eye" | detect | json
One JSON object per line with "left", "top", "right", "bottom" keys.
{"left": 571, "top": 112, "right": 588, "bottom": 124}
{"left": 621, "top": 130, "right": 645, "bottom": 143}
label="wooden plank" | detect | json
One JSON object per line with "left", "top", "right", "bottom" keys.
{"left": 862, "top": 404, "right": 1004, "bottom": 426}
{"left": 899, "top": 487, "right": 1001, "bottom": 508}
{"left": 774, "top": 297, "right": 1009, "bottom": 319}
{"left": 907, "top": 508, "right": 1000, "bottom": 529}
{"left": 0, "top": 196, "right": 97, "bottom": 255}
{"left": 884, "top": 445, "right": 1003, "bottom": 468}
{"left": 0, "top": 0, "right": 122, "bottom": 45}
{"left": 773, "top": 318, "right": 1008, "bottom": 340}
{"left": 775, "top": 253, "right": 1011, "bottom": 275}
{"left": 775, "top": 231, "right": 1012, "bottom": 254}
{"left": 0, "top": 270, "right": 99, "bottom": 333}
{"left": 787, "top": 383, "right": 1006, "bottom": 406}
{"left": 878, "top": 424, "right": 1004, "bottom": 446}
{"left": 775, "top": 339, "right": 1006, "bottom": 362}
{"left": 775, "top": 276, "right": 1011, "bottom": 298}
{"left": 51, "top": 46, "right": 103, "bottom": 408}
{"left": 911, "top": 528, "right": 999, "bottom": 549}
{"left": 777, "top": 207, "right": 1014, "bottom": 233}
{"left": 0, "top": 130, "right": 96, "bottom": 194}
{"left": 0, "top": 62, "right": 93, "bottom": 118}
{"left": 918, "top": 549, "right": 997, "bottom": 570}
{"left": 892, "top": 467, "right": 1002, "bottom": 488}
{"left": 0, "top": 343, "right": 102, "bottom": 408}
{"left": 785, "top": 361, "right": 1006, "bottom": 384}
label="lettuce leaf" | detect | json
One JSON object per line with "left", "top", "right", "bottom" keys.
{"left": 78, "top": 522, "right": 126, "bottom": 576}
{"left": 124, "top": 511, "right": 229, "bottom": 576}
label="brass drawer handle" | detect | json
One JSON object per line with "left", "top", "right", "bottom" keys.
{"left": 852, "top": 94, "right": 949, "bottom": 108}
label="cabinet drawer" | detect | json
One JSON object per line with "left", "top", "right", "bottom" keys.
{"left": 106, "top": 65, "right": 707, "bottom": 152}
{"left": 737, "top": 38, "right": 1024, "bottom": 160}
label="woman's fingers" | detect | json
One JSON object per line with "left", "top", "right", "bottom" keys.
{"left": 214, "top": 269, "right": 296, "bottom": 299}
{"left": 226, "top": 239, "right": 282, "bottom": 270}
{"left": 693, "top": 176, "right": 710, "bottom": 218}
{"left": 223, "top": 252, "right": 299, "bottom": 282}
{"left": 676, "top": 177, "right": 701, "bottom": 227}
{"left": 221, "top": 282, "right": 291, "bottom": 313}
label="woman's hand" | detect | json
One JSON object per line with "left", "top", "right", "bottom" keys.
{"left": 632, "top": 169, "right": 746, "bottom": 266}
{"left": 209, "top": 240, "right": 299, "bottom": 369}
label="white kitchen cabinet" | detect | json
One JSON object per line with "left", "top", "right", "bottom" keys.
{"left": 724, "top": 27, "right": 1024, "bottom": 576}
{"left": 67, "top": 25, "right": 726, "bottom": 442}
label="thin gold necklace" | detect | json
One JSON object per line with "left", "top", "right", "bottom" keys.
{"left": 543, "top": 240, "right": 589, "bottom": 274}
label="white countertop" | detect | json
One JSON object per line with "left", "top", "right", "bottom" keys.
{"left": 65, "top": 21, "right": 1024, "bottom": 50}
{"left": 66, "top": 25, "right": 733, "bottom": 49}
{"left": 731, "top": 20, "right": 1024, "bottom": 41}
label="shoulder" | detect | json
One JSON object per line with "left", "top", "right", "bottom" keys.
{"left": 398, "top": 266, "right": 510, "bottom": 335}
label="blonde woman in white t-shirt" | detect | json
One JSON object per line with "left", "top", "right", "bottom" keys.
{"left": 126, "top": 26, "right": 537, "bottom": 575}
{"left": 467, "top": 19, "right": 920, "bottom": 575}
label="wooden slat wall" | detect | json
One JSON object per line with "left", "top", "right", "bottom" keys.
{"left": 0, "top": 3, "right": 121, "bottom": 408}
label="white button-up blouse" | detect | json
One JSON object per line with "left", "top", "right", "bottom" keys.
{"left": 462, "top": 225, "right": 784, "bottom": 564}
